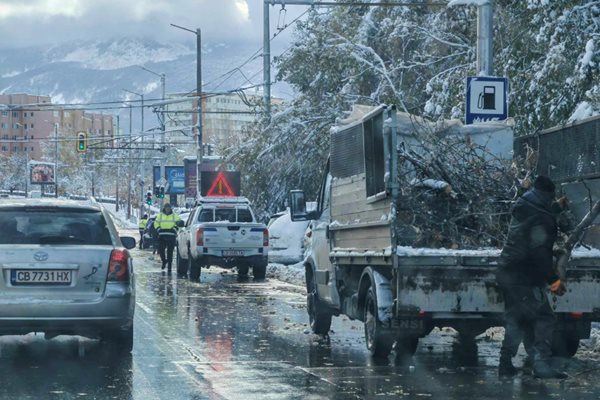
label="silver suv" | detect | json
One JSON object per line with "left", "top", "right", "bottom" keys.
{"left": 0, "top": 198, "right": 136, "bottom": 352}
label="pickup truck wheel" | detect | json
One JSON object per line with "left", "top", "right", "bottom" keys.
{"left": 364, "top": 287, "right": 394, "bottom": 358}
{"left": 253, "top": 265, "right": 266, "bottom": 280}
{"left": 176, "top": 248, "right": 187, "bottom": 276}
{"left": 189, "top": 253, "right": 202, "bottom": 281}
{"left": 238, "top": 265, "right": 249, "bottom": 276}
{"left": 307, "top": 270, "right": 332, "bottom": 335}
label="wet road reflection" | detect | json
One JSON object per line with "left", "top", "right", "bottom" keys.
{"left": 1, "top": 241, "right": 600, "bottom": 399}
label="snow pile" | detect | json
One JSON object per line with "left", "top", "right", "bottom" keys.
{"left": 267, "top": 262, "right": 305, "bottom": 287}
{"left": 102, "top": 203, "right": 138, "bottom": 230}
{"left": 579, "top": 323, "right": 600, "bottom": 355}
{"left": 580, "top": 39, "right": 596, "bottom": 77}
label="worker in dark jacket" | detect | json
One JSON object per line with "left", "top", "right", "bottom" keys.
{"left": 153, "top": 204, "right": 181, "bottom": 273}
{"left": 497, "top": 176, "right": 567, "bottom": 379}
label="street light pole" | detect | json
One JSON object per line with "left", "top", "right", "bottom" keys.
{"left": 54, "top": 123, "right": 58, "bottom": 198}
{"left": 170, "top": 23, "right": 203, "bottom": 201}
{"left": 138, "top": 65, "right": 166, "bottom": 210}
{"left": 123, "top": 89, "right": 145, "bottom": 217}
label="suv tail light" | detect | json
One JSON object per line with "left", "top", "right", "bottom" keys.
{"left": 196, "top": 228, "right": 204, "bottom": 246}
{"left": 108, "top": 249, "right": 130, "bottom": 282}
{"left": 263, "top": 228, "right": 269, "bottom": 247}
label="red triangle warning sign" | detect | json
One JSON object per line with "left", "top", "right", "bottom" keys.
{"left": 206, "top": 171, "right": 236, "bottom": 197}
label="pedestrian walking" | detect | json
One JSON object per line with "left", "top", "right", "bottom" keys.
{"left": 153, "top": 204, "right": 181, "bottom": 273}
{"left": 496, "top": 175, "right": 568, "bottom": 379}
{"left": 138, "top": 214, "right": 148, "bottom": 249}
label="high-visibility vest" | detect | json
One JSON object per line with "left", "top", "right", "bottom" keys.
{"left": 154, "top": 212, "right": 181, "bottom": 236}
{"left": 138, "top": 218, "right": 148, "bottom": 230}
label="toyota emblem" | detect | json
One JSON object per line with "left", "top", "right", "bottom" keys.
{"left": 34, "top": 251, "right": 49, "bottom": 262}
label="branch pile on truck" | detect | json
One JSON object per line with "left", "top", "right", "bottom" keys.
{"left": 290, "top": 104, "right": 600, "bottom": 359}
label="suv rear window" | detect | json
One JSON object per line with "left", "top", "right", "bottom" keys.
{"left": 0, "top": 209, "right": 113, "bottom": 245}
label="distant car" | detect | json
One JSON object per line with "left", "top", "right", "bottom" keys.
{"left": 268, "top": 208, "right": 310, "bottom": 265}
{"left": 0, "top": 198, "right": 137, "bottom": 353}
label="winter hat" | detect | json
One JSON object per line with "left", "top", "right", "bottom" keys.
{"left": 533, "top": 175, "right": 555, "bottom": 194}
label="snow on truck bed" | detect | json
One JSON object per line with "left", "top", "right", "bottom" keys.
{"left": 334, "top": 246, "right": 600, "bottom": 260}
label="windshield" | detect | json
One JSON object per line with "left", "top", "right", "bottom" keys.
{"left": 0, "top": 209, "right": 113, "bottom": 245}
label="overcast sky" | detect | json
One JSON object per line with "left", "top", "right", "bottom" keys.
{"left": 0, "top": 0, "right": 304, "bottom": 48}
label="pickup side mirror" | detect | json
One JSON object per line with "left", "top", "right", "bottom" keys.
{"left": 176, "top": 220, "right": 185, "bottom": 227}
{"left": 290, "top": 190, "right": 319, "bottom": 221}
{"left": 289, "top": 190, "right": 308, "bottom": 221}
{"left": 120, "top": 236, "right": 137, "bottom": 250}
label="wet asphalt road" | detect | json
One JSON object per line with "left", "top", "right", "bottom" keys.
{"left": 1, "top": 232, "right": 600, "bottom": 399}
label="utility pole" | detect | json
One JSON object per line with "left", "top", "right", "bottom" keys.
{"left": 115, "top": 115, "right": 120, "bottom": 212}
{"left": 127, "top": 103, "right": 132, "bottom": 219}
{"left": 477, "top": 1, "right": 493, "bottom": 76}
{"left": 54, "top": 123, "right": 58, "bottom": 198}
{"left": 448, "top": 0, "right": 494, "bottom": 76}
{"left": 123, "top": 89, "right": 144, "bottom": 217}
{"left": 263, "top": 2, "right": 271, "bottom": 118}
{"left": 196, "top": 28, "right": 203, "bottom": 201}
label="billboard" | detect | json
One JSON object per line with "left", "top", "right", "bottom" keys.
{"left": 29, "top": 161, "right": 56, "bottom": 185}
{"left": 153, "top": 166, "right": 185, "bottom": 195}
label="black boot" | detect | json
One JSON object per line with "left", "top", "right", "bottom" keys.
{"left": 499, "top": 355, "right": 518, "bottom": 377}
{"left": 161, "top": 261, "right": 166, "bottom": 270}
{"left": 167, "top": 262, "right": 172, "bottom": 273}
{"left": 533, "top": 360, "right": 567, "bottom": 379}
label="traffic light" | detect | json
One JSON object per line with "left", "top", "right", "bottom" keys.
{"left": 145, "top": 191, "right": 152, "bottom": 205}
{"left": 153, "top": 186, "right": 159, "bottom": 196}
{"left": 76, "top": 132, "right": 87, "bottom": 153}
{"left": 158, "top": 186, "right": 165, "bottom": 199}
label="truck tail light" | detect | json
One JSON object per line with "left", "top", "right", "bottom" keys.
{"left": 263, "top": 228, "right": 269, "bottom": 247}
{"left": 196, "top": 228, "right": 204, "bottom": 246}
{"left": 570, "top": 312, "right": 584, "bottom": 318}
{"left": 107, "top": 249, "right": 130, "bottom": 282}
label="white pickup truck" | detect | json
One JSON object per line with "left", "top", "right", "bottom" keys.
{"left": 176, "top": 197, "right": 269, "bottom": 280}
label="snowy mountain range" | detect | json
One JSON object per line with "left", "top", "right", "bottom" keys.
{"left": 0, "top": 37, "right": 283, "bottom": 128}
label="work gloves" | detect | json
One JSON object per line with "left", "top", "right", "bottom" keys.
{"left": 549, "top": 279, "right": 567, "bottom": 296}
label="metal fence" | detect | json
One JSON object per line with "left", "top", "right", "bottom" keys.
{"left": 514, "top": 115, "right": 600, "bottom": 182}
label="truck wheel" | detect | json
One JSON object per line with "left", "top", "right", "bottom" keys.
{"left": 253, "top": 265, "right": 266, "bottom": 280}
{"left": 364, "top": 287, "right": 394, "bottom": 358}
{"left": 189, "top": 253, "right": 202, "bottom": 282}
{"left": 238, "top": 265, "right": 249, "bottom": 277}
{"left": 552, "top": 331, "right": 580, "bottom": 358}
{"left": 306, "top": 269, "right": 332, "bottom": 335}
{"left": 176, "top": 249, "right": 187, "bottom": 277}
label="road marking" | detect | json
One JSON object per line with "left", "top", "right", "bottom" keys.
{"left": 136, "top": 301, "right": 154, "bottom": 315}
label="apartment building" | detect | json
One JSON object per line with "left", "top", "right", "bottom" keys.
{"left": 0, "top": 94, "right": 56, "bottom": 160}
{"left": 0, "top": 93, "right": 114, "bottom": 160}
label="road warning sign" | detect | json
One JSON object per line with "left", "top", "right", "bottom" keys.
{"left": 201, "top": 171, "right": 241, "bottom": 197}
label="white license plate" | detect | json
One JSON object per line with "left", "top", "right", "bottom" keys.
{"left": 11, "top": 270, "right": 72, "bottom": 285}
{"left": 223, "top": 250, "right": 245, "bottom": 257}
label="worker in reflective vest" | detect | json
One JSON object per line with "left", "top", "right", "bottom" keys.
{"left": 138, "top": 214, "right": 148, "bottom": 249}
{"left": 153, "top": 204, "right": 181, "bottom": 273}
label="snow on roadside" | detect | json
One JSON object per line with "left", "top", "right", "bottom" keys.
{"left": 102, "top": 202, "right": 138, "bottom": 230}
{"left": 267, "top": 262, "right": 305, "bottom": 287}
